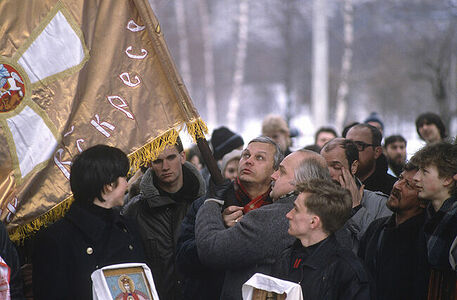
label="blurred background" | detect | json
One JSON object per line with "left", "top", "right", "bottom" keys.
{"left": 149, "top": 0, "right": 457, "bottom": 154}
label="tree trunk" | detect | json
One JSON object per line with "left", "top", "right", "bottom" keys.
{"left": 227, "top": 0, "right": 249, "bottom": 130}
{"left": 335, "top": 0, "right": 353, "bottom": 132}
{"left": 197, "top": 0, "right": 217, "bottom": 128}
{"left": 311, "top": 0, "right": 329, "bottom": 129}
{"left": 283, "top": 0, "right": 295, "bottom": 125}
{"left": 174, "top": 0, "right": 193, "bottom": 96}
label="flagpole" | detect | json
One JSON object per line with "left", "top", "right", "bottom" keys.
{"left": 196, "top": 137, "right": 224, "bottom": 185}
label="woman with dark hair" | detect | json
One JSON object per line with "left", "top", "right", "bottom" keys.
{"left": 33, "top": 145, "right": 145, "bottom": 300}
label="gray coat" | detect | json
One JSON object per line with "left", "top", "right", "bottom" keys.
{"left": 195, "top": 194, "right": 296, "bottom": 300}
{"left": 337, "top": 189, "right": 392, "bottom": 253}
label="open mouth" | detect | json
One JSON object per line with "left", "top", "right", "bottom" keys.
{"left": 241, "top": 169, "right": 252, "bottom": 175}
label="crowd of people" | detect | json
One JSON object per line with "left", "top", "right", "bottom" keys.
{"left": 1, "top": 111, "right": 456, "bottom": 300}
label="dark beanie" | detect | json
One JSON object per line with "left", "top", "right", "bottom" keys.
{"left": 364, "top": 112, "right": 384, "bottom": 131}
{"left": 211, "top": 127, "right": 244, "bottom": 160}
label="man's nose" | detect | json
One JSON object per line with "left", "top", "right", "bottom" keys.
{"left": 271, "top": 170, "right": 279, "bottom": 181}
{"left": 162, "top": 160, "right": 170, "bottom": 169}
{"left": 245, "top": 156, "right": 255, "bottom": 165}
{"left": 393, "top": 179, "right": 404, "bottom": 190}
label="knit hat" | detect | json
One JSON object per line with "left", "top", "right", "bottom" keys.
{"left": 221, "top": 149, "right": 243, "bottom": 174}
{"left": 364, "top": 112, "right": 384, "bottom": 131}
{"left": 211, "top": 127, "right": 244, "bottom": 160}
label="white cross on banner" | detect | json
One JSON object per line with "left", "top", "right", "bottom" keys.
{"left": 0, "top": 0, "right": 207, "bottom": 241}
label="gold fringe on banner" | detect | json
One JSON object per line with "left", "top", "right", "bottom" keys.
{"left": 128, "top": 117, "right": 208, "bottom": 174}
{"left": 186, "top": 117, "right": 208, "bottom": 143}
{"left": 9, "top": 195, "right": 74, "bottom": 243}
{"left": 9, "top": 118, "right": 208, "bottom": 243}
{"left": 128, "top": 127, "right": 181, "bottom": 174}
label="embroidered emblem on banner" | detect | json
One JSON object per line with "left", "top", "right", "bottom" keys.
{"left": 0, "top": 1, "right": 89, "bottom": 183}
{"left": 0, "top": 63, "right": 25, "bottom": 113}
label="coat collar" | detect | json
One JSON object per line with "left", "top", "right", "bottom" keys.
{"left": 65, "top": 202, "right": 122, "bottom": 243}
{"left": 139, "top": 161, "right": 206, "bottom": 208}
{"left": 295, "top": 235, "right": 339, "bottom": 270}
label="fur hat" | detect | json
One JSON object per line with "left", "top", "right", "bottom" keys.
{"left": 261, "top": 114, "right": 290, "bottom": 136}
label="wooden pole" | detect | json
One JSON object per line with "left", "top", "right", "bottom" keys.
{"left": 196, "top": 137, "right": 224, "bottom": 185}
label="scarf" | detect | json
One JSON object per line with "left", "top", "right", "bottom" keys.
{"left": 234, "top": 177, "right": 272, "bottom": 213}
{"left": 424, "top": 196, "right": 457, "bottom": 269}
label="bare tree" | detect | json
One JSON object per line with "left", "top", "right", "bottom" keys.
{"left": 174, "top": 0, "right": 193, "bottom": 95}
{"left": 281, "top": 0, "right": 296, "bottom": 125}
{"left": 197, "top": 0, "right": 217, "bottom": 128}
{"left": 411, "top": 24, "right": 457, "bottom": 130}
{"left": 227, "top": 0, "right": 249, "bottom": 130}
{"left": 312, "top": 0, "right": 329, "bottom": 129}
{"left": 335, "top": 0, "right": 353, "bottom": 131}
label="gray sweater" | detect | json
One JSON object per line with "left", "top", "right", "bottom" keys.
{"left": 338, "top": 189, "right": 392, "bottom": 253}
{"left": 195, "top": 194, "right": 296, "bottom": 300}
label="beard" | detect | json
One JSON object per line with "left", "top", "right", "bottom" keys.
{"left": 386, "top": 188, "right": 401, "bottom": 212}
{"left": 387, "top": 157, "right": 405, "bottom": 177}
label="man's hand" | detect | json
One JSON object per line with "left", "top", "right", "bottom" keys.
{"left": 338, "top": 167, "right": 364, "bottom": 208}
{"left": 207, "top": 178, "right": 232, "bottom": 200}
{"left": 222, "top": 206, "right": 244, "bottom": 227}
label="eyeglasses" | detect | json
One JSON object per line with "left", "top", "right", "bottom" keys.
{"left": 353, "top": 141, "right": 378, "bottom": 151}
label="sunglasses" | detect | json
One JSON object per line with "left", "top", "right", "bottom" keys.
{"left": 353, "top": 141, "right": 378, "bottom": 151}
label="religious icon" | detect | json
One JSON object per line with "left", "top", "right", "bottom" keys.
{"left": 103, "top": 266, "right": 153, "bottom": 300}
{"left": 252, "top": 288, "right": 287, "bottom": 300}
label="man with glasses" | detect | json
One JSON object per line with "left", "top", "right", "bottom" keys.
{"left": 358, "top": 162, "right": 429, "bottom": 300}
{"left": 346, "top": 124, "right": 397, "bottom": 195}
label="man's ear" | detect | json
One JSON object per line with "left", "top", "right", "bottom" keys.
{"left": 443, "top": 176, "right": 454, "bottom": 188}
{"left": 350, "top": 160, "right": 359, "bottom": 176}
{"left": 310, "top": 215, "right": 321, "bottom": 229}
{"left": 374, "top": 146, "right": 383, "bottom": 159}
{"left": 180, "top": 151, "right": 186, "bottom": 165}
{"left": 102, "top": 183, "right": 113, "bottom": 196}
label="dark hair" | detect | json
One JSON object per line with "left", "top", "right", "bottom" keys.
{"left": 296, "top": 179, "right": 352, "bottom": 234}
{"left": 314, "top": 127, "right": 338, "bottom": 144}
{"left": 174, "top": 136, "right": 184, "bottom": 153}
{"left": 403, "top": 161, "right": 418, "bottom": 172}
{"left": 303, "top": 144, "right": 322, "bottom": 153}
{"left": 342, "top": 122, "right": 359, "bottom": 138}
{"left": 70, "top": 145, "right": 129, "bottom": 203}
{"left": 415, "top": 112, "right": 447, "bottom": 140}
{"left": 321, "top": 138, "right": 359, "bottom": 167}
{"left": 410, "top": 141, "right": 457, "bottom": 197}
{"left": 384, "top": 135, "right": 407, "bottom": 148}
{"left": 186, "top": 145, "right": 204, "bottom": 167}
{"left": 349, "top": 123, "right": 382, "bottom": 146}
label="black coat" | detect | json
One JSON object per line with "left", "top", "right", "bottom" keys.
{"left": 175, "top": 196, "right": 225, "bottom": 300}
{"left": 358, "top": 213, "right": 429, "bottom": 300}
{"left": 272, "top": 235, "right": 373, "bottom": 300}
{"left": 363, "top": 154, "right": 397, "bottom": 195}
{"left": 122, "top": 162, "right": 206, "bottom": 300}
{"left": 0, "top": 221, "right": 24, "bottom": 300}
{"left": 32, "top": 202, "right": 145, "bottom": 300}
